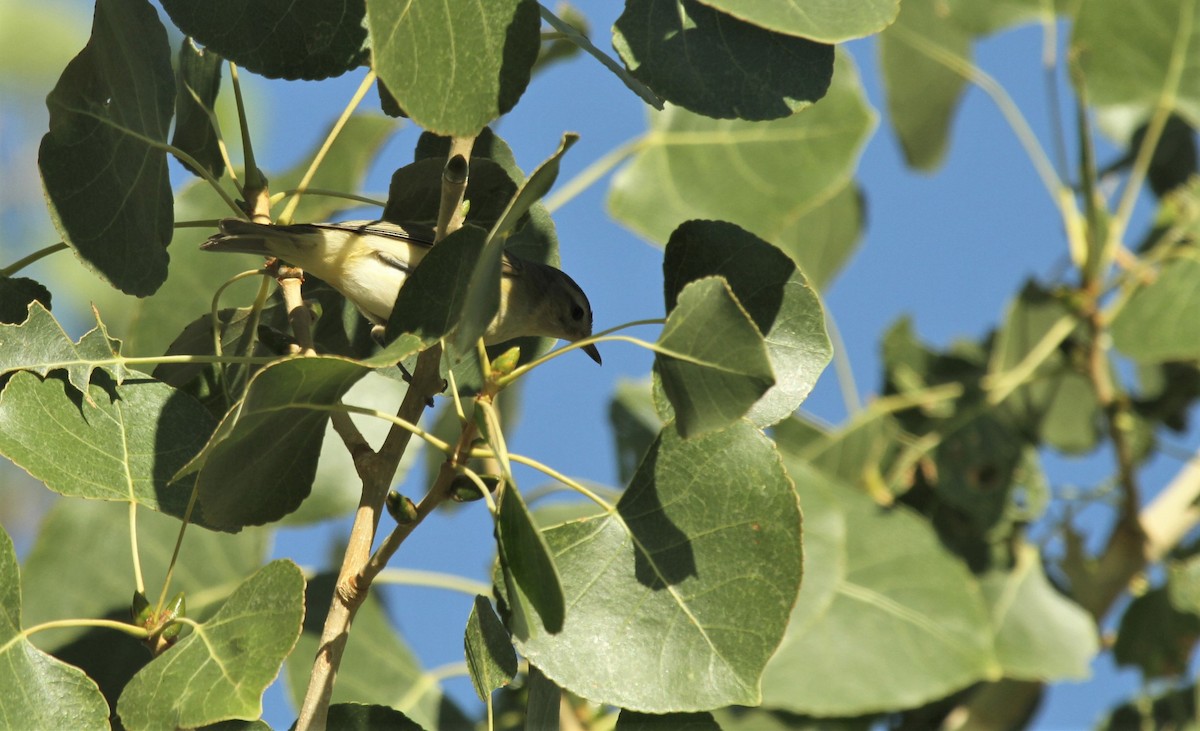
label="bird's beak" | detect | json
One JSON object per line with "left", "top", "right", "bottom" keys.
{"left": 581, "top": 342, "right": 602, "bottom": 365}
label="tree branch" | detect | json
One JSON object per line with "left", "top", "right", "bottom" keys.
{"left": 294, "top": 137, "right": 476, "bottom": 731}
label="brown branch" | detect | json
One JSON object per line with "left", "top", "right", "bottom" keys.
{"left": 294, "top": 136, "right": 476, "bottom": 731}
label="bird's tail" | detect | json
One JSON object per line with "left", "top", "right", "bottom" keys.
{"left": 200, "top": 219, "right": 273, "bottom": 254}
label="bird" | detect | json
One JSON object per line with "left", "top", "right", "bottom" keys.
{"left": 201, "top": 219, "right": 601, "bottom": 364}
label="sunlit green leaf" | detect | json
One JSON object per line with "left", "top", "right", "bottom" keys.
{"left": 762, "top": 460, "right": 998, "bottom": 715}
{"left": 498, "top": 484, "right": 566, "bottom": 634}
{"left": 663, "top": 220, "right": 831, "bottom": 428}
{"left": 1112, "top": 254, "right": 1200, "bottom": 361}
{"left": 0, "top": 369, "right": 218, "bottom": 526}
{"left": 692, "top": 0, "right": 899, "bottom": 42}
{"left": 367, "top": 0, "right": 540, "bottom": 136}
{"left": 879, "top": 0, "right": 972, "bottom": 170}
{"left": 981, "top": 544, "right": 1098, "bottom": 680}
{"left": 609, "top": 52, "right": 875, "bottom": 245}
{"left": 655, "top": 277, "right": 774, "bottom": 437}
{"left": 117, "top": 560, "right": 305, "bottom": 730}
{"left": 509, "top": 421, "right": 801, "bottom": 711}
{"left": 1072, "top": 0, "right": 1200, "bottom": 129}
{"left": 0, "top": 526, "right": 109, "bottom": 731}
{"left": 0, "top": 303, "right": 123, "bottom": 394}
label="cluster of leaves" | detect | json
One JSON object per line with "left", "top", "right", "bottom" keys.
{"left": 2, "top": 0, "right": 1200, "bottom": 729}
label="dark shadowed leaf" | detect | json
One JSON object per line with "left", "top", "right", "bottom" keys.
{"left": 172, "top": 38, "right": 224, "bottom": 179}
{"left": 188, "top": 356, "right": 372, "bottom": 530}
{"left": 386, "top": 225, "right": 486, "bottom": 345}
{"left": 0, "top": 277, "right": 51, "bottom": 324}
{"left": 159, "top": 0, "right": 368, "bottom": 80}
{"left": 38, "top": 0, "right": 174, "bottom": 296}
{"left": 616, "top": 709, "right": 721, "bottom": 730}
{"left": 655, "top": 277, "right": 774, "bottom": 437}
{"left": 613, "top": 0, "right": 833, "bottom": 120}
{"left": 498, "top": 484, "right": 566, "bottom": 634}
{"left": 465, "top": 595, "right": 518, "bottom": 699}
{"left": 663, "top": 220, "right": 831, "bottom": 428}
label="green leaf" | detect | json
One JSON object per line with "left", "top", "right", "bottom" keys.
{"left": 0, "top": 369, "right": 219, "bottom": 526}
{"left": 286, "top": 573, "right": 471, "bottom": 731}
{"left": 38, "top": 0, "right": 174, "bottom": 296}
{"left": 320, "top": 704, "right": 427, "bottom": 731}
{"left": 980, "top": 544, "right": 1097, "bottom": 680}
{"left": 1168, "top": 553, "right": 1200, "bottom": 615}
{"left": 159, "top": 0, "right": 368, "bottom": 80}
{"left": 0, "top": 302, "right": 123, "bottom": 395}
{"left": 609, "top": 51, "right": 876, "bottom": 245}
{"left": 991, "top": 281, "right": 1099, "bottom": 453}
{"left": 774, "top": 182, "right": 866, "bottom": 290}
{"left": 613, "top": 0, "right": 833, "bottom": 120}
{"left": 655, "top": 277, "right": 774, "bottom": 438}
{"left": 944, "top": 0, "right": 1064, "bottom": 36}
{"left": 382, "top": 157, "right": 520, "bottom": 232}
{"left": 508, "top": 421, "right": 802, "bottom": 711}
{"left": 172, "top": 38, "right": 224, "bottom": 179}
{"left": 1114, "top": 587, "right": 1200, "bottom": 678}
{"left": 117, "top": 560, "right": 305, "bottom": 730}
{"left": 1112, "top": 254, "right": 1200, "bottom": 361}
{"left": 465, "top": 595, "right": 518, "bottom": 700}
{"left": 75, "top": 114, "right": 396, "bottom": 360}
{"left": 386, "top": 225, "right": 486, "bottom": 345}
{"left": 663, "top": 220, "right": 831, "bottom": 428}
{"left": 609, "top": 378, "right": 664, "bottom": 485}
{"left": 1072, "top": 0, "right": 1200, "bottom": 129}
{"left": 23, "top": 499, "right": 267, "bottom": 638}
{"left": 498, "top": 484, "right": 566, "bottom": 634}
{"left": 525, "top": 665, "right": 560, "bottom": 730}
{"left": 21, "top": 500, "right": 267, "bottom": 707}
{"left": 692, "top": 0, "right": 900, "bottom": 43}
{"left": 0, "top": 277, "right": 51, "bottom": 324}
{"left": 762, "top": 459, "right": 998, "bottom": 715}
{"left": 454, "top": 133, "right": 577, "bottom": 354}
{"left": 1101, "top": 684, "right": 1199, "bottom": 731}
{"left": 616, "top": 710, "right": 721, "bottom": 730}
{"left": 0, "top": 526, "right": 109, "bottom": 731}
{"left": 190, "top": 356, "right": 371, "bottom": 530}
{"left": 878, "top": 0, "right": 972, "bottom": 170}
{"left": 367, "top": 0, "right": 540, "bottom": 136}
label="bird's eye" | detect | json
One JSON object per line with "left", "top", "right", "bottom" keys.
{"left": 570, "top": 304, "right": 585, "bottom": 321}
